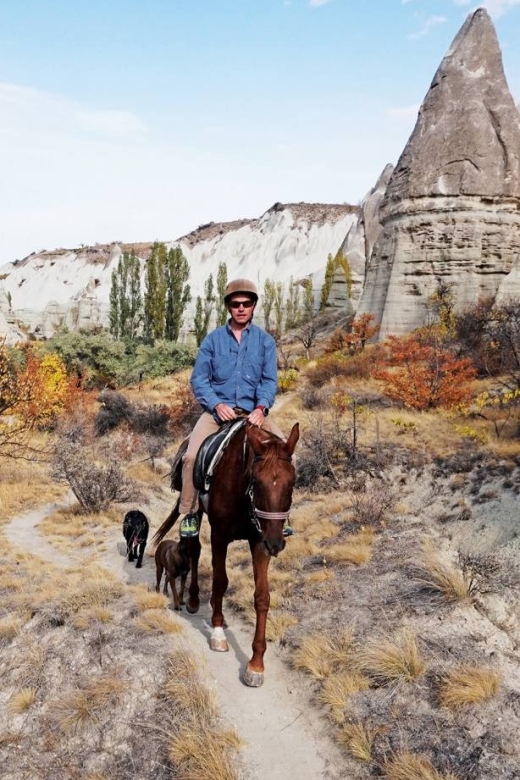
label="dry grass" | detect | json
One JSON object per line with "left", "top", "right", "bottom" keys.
{"left": 162, "top": 647, "right": 243, "bottom": 779}
{"left": 72, "top": 606, "right": 114, "bottom": 630}
{"left": 8, "top": 640, "right": 48, "bottom": 689}
{"left": 293, "top": 628, "right": 354, "bottom": 680}
{"left": 0, "top": 455, "right": 66, "bottom": 523}
{"left": 323, "top": 528, "right": 375, "bottom": 566}
{"left": 304, "top": 568, "right": 335, "bottom": 584}
{"left": 131, "top": 587, "right": 170, "bottom": 611}
{"left": 384, "top": 752, "right": 459, "bottom": 780}
{"left": 168, "top": 727, "right": 242, "bottom": 780}
{"left": 338, "top": 721, "right": 381, "bottom": 761}
{"left": 357, "top": 629, "right": 426, "bottom": 685}
{"left": 412, "top": 546, "right": 474, "bottom": 603}
{"left": 0, "top": 614, "right": 26, "bottom": 639}
{"left": 49, "top": 674, "right": 129, "bottom": 734}
{"left": 439, "top": 665, "right": 500, "bottom": 709}
{"left": 39, "top": 504, "right": 120, "bottom": 551}
{"left": 135, "top": 608, "right": 183, "bottom": 634}
{"left": 266, "top": 611, "right": 298, "bottom": 642}
{"left": 317, "top": 671, "right": 370, "bottom": 723}
{"left": 8, "top": 688, "right": 37, "bottom": 714}
{"left": 40, "top": 565, "right": 124, "bottom": 623}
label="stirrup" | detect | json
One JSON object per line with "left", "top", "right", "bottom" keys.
{"left": 180, "top": 514, "right": 199, "bottom": 538}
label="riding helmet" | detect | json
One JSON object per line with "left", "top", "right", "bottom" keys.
{"left": 224, "top": 278, "right": 259, "bottom": 305}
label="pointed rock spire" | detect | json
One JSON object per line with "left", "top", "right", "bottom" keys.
{"left": 384, "top": 8, "right": 520, "bottom": 207}
{"left": 357, "top": 9, "right": 520, "bottom": 340}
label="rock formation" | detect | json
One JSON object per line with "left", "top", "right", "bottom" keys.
{"left": 0, "top": 203, "right": 360, "bottom": 340}
{"left": 357, "top": 9, "right": 520, "bottom": 338}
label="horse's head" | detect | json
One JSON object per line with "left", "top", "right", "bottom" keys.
{"left": 246, "top": 422, "right": 299, "bottom": 557}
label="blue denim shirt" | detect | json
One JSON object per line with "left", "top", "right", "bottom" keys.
{"left": 190, "top": 321, "right": 278, "bottom": 414}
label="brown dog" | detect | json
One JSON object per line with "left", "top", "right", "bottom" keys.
{"left": 154, "top": 538, "right": 190, "bottom": 610}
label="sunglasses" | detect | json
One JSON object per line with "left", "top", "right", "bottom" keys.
{"left": 229, "top": 300, "right": 255, "bottom": 309}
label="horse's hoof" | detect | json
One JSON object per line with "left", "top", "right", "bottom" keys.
{"left": 186, "top": 602, "right": 200, "bottom": 615}
{"left": 210, "top": 636, "right": 229, "bottom": 652}
{"left": 243, "top": 665, "right": 264, "bottom": 687}
{"left": 136, "top": 563, "right": 142, "bottom": 569}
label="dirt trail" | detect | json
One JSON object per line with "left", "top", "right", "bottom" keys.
{"left": 5, "top": 502, "right": 348, "bottom": 780}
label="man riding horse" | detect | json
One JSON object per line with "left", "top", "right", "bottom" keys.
{"left": 179, "top": 278, "right": 291, "bottom": 538}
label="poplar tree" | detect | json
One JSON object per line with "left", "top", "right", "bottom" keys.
{"left": 164, "top": 246, "right": 191, "bottom": 342}
{"left": 194, "top": 274, "right": 215, "bottom": 346}
{"left": 285, "top": 277, "right": 302, "bottom": 331}
{"left": 216, "top": 262, "right": 228, "bottom": 326}
{"left": 144, "top": 242, "right": 167, "bottom": 343}
{"left": 109, "top": 250, "right": 142, "bottom": 340}
{"left": 263, "top": 279, "right": 276, "bottom": 331}
{"left": 320, "top": 253, "right": 336, "bottom": 311}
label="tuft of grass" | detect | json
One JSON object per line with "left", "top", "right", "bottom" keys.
{"left": 412, "top": 546, "right": 474, "bottom": 603}
{"left": 50, "top": 675, "right": 129, "bottom": 734}
{"left": 384, "top": 752, "right": 458, "bottom": 780}
{"left": 439, "top": 665, "right": 500, "bottom": 709}
{"left": 162, "top": 652, "right": 218, "bottom": 729}
{"left": 72, "top": 606, "right": 113, "bottom": 630}
{"left": 0, "top": 614, "right": 25, "bottom": 639}
{"left": 8, "top": 640, "right": 48, "bottom": 690}
{"left": 323, "top": 528, "right": 374, "bottom": 566}
{"left": 135, "top": 608, "right": 183, "bottom": 634}
{"left": 317, "top": 671, "right": 370, "bottom": 724}
{"left": 132, "top": 589, "right": 170, "bottom": 612}
{"left": 338, "top": 721, "right": 381, "bottom": 761}
{"left": 266, "top": 612, "right": 298, "bottom": 642}
{"left": 305, "top": 569, "right": 334, "bottom": 584}
{"left": 357, "top": 629, "right": 426, "bottom": 685}
{"left": 168, "top": 727, "right": 242, "bottom": 780}
{"left": 293, "top": 629, "right": 354, "bottom": 680}
{"left": 8, "top": 688, "right": 37, "bottom": 714}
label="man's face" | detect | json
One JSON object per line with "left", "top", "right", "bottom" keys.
{"left": 228, "top": 294, "right": 256, "bottom": 326}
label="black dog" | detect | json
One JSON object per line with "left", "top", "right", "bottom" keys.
{"left": 123, "top": 510, "right": 149, "bottom": 568}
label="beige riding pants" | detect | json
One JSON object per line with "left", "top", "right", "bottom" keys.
{"left": 179, "top": 411, "right": 285, "bottom": 514}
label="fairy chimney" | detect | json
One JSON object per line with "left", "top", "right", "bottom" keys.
{"left": 357, "top": 8, "right": 520, "bottom": 338}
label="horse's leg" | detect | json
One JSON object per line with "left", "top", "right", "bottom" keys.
{"left": 243, "top": 542, "right": 271, "bottom": 687}
{"left": 209, "top": 535, "right": 230, "bottom": 652}
{"left": 185, "top": 532, "right": 201, "bottom": 614}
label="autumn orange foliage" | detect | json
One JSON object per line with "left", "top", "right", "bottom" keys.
{"left": 373, "top": 336, "right": 476, "bottom": 410}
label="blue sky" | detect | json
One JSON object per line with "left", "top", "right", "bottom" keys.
{"left": 1, "top": 0, "right": 520, "bottom": 263}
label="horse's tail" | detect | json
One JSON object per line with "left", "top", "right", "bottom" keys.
{"left": 151, "top": 497, "right": 180, "bottom": 546}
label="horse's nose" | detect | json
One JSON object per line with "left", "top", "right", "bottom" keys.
{"left": 264, "top": 538, "right": 286, "bottom": 557}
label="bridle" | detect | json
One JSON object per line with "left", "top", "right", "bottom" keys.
{"left": 247, "top": 453, "right": 293, "bottom": 535}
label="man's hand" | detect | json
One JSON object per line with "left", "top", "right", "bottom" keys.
{"left": 248, "top": 408, "right": 265, "bottom": 428}
{"left": 214, "top": 403, "right": 237, "bottom": 422}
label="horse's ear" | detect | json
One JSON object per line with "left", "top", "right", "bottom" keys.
{"left": 246, "top": 423, "right": 270, "bottom": 455}
{"left": 284, "top": 423, "right": 299, "bottom": 457}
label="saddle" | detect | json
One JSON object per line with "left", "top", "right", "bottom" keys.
{"left": 169, "top": 419, "right": 247, "bottom": 496}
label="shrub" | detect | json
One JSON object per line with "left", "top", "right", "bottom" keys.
{"left": 52, "top": 438, "right": 139, "bottom": 512}
{"left": 278, "top": 368, "right": 299, "bottom": 393}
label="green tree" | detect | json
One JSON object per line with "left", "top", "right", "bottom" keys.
{"left": 144, "top": 242, "right": 167, "bottom": 343}
{"left": 194, "top": 274, "right": 215, "bottom": 346}
{"left": 273, "top": 281, "right": 284, "bottom": 336}
{"left": 285, "top": 277, "right": 302, "bottom": 331}
{"left": 165, "top": 246, "right": 191, "bottom": 342}
{"left": 301, "top": 278, "right": 315, "bottom": 324}
{"left": 216, "top": 262, "right": 228, "bottom": 326}
{"left": 263, "top": 279, "right": 276, "bottom": 331}
{"left": 109, "top": 250, "right": 142, "bottom": 340}
{"left": 320, "top": 253, "right": 336, "bottom": 311}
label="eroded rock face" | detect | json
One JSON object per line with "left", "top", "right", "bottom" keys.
{"left": 358, "top": 9, "right": 520, "bottom": 338}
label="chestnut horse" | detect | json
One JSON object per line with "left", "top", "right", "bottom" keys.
{"left": 152, "top": 421, "right": 299, "bottom": 687}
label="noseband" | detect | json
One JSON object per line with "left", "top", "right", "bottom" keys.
{"left": 247, "top": 453, "right": 293, "bottom": 535}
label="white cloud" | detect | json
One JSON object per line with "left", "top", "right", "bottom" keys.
{"left": 309, "top": 0, "right": 333, "bottom": 7}
{"left": 408, "top": 14, "right": 448, "bottom": 38}
{"left": 0, "top": 82, "right": 148, "bottom": 140}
